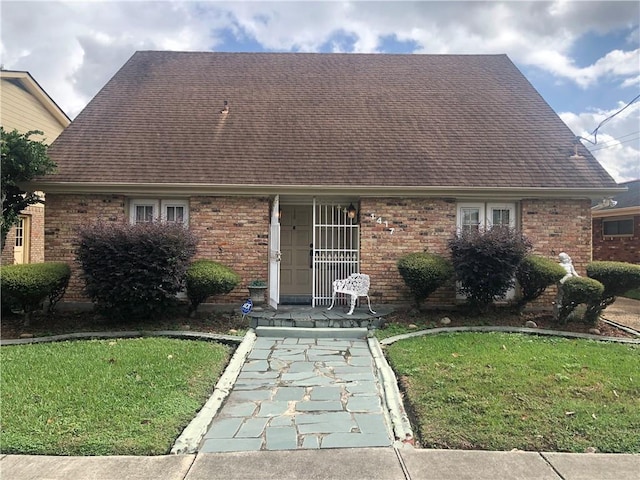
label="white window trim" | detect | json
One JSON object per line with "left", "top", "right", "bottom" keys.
{"left": 456, "top": 201, "right": 517, "bottom": 301}
{"left": 487, "top": 202, "right": 516, "bottom": 229}
{"left": 161, "top": 199, "right": 189, "bottom": 225}
{"left": 129, "top": 199, "right": 189, "bottom": 226}
{"left": 457, "top": 202, "right": 485, "bottom": 232}
{"left": 129, "top": 199, "right": 159, "bottom": 224}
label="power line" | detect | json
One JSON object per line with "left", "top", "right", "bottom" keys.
{"left": 584, "top": 130, "right": 640, "bottom": 148}
{"left": 577, "top": 93, "right": 640, "bottom": 146}
{"left": 588, "top": 134, "right": 640, "bottom": 152}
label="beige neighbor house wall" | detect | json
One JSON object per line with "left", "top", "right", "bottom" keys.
{"left": 1, "top": 71, "right": 70, "bottom": 265}
{"left": 46, "top": 193, "right": 591, "bottom": 309}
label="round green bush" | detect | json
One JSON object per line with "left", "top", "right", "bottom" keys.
{"left": 557, "top": 276, "right": 604, "bottom": 325}
{"left": 0, "top": 262, "right": 71, "bottom": 323}
{"left": 586, "top": 261, "right": 640, "bottom": 308}
{"left": 185, "top": 260, "right": 240, "bottom": 314}
{"left": 397, "top": 252, "right": 453, "bottom": 308}
{"left": 516, "top": 255, "right": 567, "bottom": 308}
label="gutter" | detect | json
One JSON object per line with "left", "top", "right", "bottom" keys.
{"left": 26, "top": 181, "right": 626, "bottom": 201}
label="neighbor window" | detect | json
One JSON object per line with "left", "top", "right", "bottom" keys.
{"left": 602, "top": 218, "right": 633, "bottom": 236}
{"left": 129, "top": 199, "right": 189, "bottom": 226}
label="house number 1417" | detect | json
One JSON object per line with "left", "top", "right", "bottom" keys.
{"left": 370, "top": 213, "right": 394, "bottom": 234}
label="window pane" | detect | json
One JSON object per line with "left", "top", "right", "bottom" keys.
{"left": 136, "top": 205, "right": 154, "bottom": 223}
{"left": 15, "top": 218, "right": 24, "bottom": 247}
{"left": 603, "top": 219, "right": 633, "bottom": 235}
{"left": 165, "top": 206, "right": 184, "bottom": 223}
{"left": 462, "top": 208, "right": 480, "bottom": 231}
{"left": 166, "top": 206, "right": 175, "bottom": 222}
{"left": 492, "top": 209, "right": 510, "bottom": 226}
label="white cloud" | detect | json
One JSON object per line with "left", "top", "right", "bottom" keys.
{"left": 1, "top": 0, "right": 638, "bottom": 187}
{"left": 561, "top": 102, "right": 640, "bottom": 182}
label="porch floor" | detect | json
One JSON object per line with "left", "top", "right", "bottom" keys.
{"left": 247, "top": 304, "right": 395, "bottom": 329}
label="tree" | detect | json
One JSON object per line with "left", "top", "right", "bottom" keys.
{"left": 1, "top": 127, "right": 56, "bottom": 249}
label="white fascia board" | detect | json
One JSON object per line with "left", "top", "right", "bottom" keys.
{"left": 29, "top": 181, "right": 627, "bottom": 201}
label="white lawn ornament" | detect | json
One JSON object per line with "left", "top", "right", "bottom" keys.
{"left": 327, "top": 273, "right": 376, "bottom": 315}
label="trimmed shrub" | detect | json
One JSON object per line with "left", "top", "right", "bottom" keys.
{"left": 556, "top": 276, "right": 605, "bottom": 325}
{"left": 449, "top": 226, "right": 531, "bottom": 311}
{"left": 75, "top": 222, "right": 198, "bottom": 319}
{"left": 185, "top": 260, "right": 240, "bottom": 315}
{"left": 586, "top": 261, "right": 640, "bottom": 309}
{"left": 0, "top": 262, "right": 71, "bottom": 325}
{"left": 397, "top": 252, "right": 453, "bottom": 308}
{"left": 515, "top": 255, "right": 567, "bottom": 309}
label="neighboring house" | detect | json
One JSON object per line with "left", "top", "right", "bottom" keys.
{"left": 1, "top": 70, "right": 71, "bottom": 265}
{"left": 592, "top": 179, "right": 639, "bottom": 264}
{"left": 34, "top": 52, "right": 622, "bottom": 308}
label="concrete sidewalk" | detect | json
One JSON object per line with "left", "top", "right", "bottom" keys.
{"left": 2, "top": 448, "right": 639, "bottom": 480}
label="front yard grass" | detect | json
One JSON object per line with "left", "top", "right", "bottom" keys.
{"left": 1, "top": 337, "right": 231, "bottom": 455}
{"left": 386, "top": 332, "right": 640, "bottom": 453}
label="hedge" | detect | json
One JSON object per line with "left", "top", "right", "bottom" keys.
{"left": 397, "top": 252, "right": 453, "bottom": 308}
{"left": 185, "top": 260, "right": 240, "bottom": 315}
{"left": 1, "top": 262, "right": 71, "bottom": 325}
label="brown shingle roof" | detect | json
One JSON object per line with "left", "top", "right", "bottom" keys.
{"left": 44, "top": 51, "right": 617, "bottom": 190}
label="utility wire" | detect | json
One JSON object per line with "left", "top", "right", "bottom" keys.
{"left": 587, "top": 134, "right": 640, "bottom": 152}
{"left": 578, "top": 93, "right": 640, "bottom": 145}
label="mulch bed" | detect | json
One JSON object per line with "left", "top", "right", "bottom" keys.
{"left": 1, "top": 306, "right": 635, "bottom": 340}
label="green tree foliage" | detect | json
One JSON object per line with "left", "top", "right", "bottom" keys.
{"left": 1, "top": 128, "right": 56, "bottom": 248}
{"left": 397, "top": 252, "right": 453, "bottom": 308}
{"left": 449, "top": 226, "right": 532, "bottom": 311}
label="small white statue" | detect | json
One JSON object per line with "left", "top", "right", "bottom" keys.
{"left": 558, "top": 252, "right": 579, "bottom": 284}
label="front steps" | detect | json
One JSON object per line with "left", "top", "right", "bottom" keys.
{"left": 247, "top": 305, "right": 393, "bottom": 330}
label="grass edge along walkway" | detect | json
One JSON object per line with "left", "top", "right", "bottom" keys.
{"left": 385, "top": 331, "right": 640, "bottom": 453}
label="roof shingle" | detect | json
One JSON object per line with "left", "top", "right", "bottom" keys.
{"left": 44, "top": 51, "right": 617, "bottom": 190}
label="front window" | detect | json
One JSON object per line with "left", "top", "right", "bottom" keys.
{"left": 129, "top": 199, "right": 188, "bottom": 226}
{"left": 135, "top": 205, "right": 155, "bottom": 223}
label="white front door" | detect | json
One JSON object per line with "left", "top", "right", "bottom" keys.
{"left": 269, "top": 195, "right": 281, "bottom": 309}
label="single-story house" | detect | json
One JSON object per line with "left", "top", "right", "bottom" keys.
{"left": 33, "top": 51, "right": 622, "bottom": 309}
{"left": 592, "top": 179, "right": 639, "bottom": 264}
{"left": 1, "top": 70, "right": 71, "bottom": 265}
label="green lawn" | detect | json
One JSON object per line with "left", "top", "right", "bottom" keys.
{"left": 1, "top": 338, "right": 231, "bottom": 455}
{"left": 386, "top": 332, "right": 640, "bottom": 453}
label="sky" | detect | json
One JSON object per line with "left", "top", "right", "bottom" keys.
{"left": 1, "top": 1, "right": 639, "bottom": 182}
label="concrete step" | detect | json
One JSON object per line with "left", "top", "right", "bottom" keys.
{"left": 255, "top": 326, "right": 370, "bottom": 338}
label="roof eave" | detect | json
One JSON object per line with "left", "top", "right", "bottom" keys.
{"left": 30, "top": 181, "right": 627, "bottom": 200}
{"left": 591, "top": 206, "right": 640, "bottom": 218}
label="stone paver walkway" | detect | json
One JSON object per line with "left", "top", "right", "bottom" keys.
{"left": 199, "top": 333, "right": 393, "bottom": 452}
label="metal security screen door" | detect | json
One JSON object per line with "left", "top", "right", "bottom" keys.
{"left": 312, "top": 199, "right": 360, "bottom": 307}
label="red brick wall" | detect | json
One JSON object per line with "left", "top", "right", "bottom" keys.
{"left": 520, "top": 198, "right": 593, "bottom": 307}
{"left": 45, "top": 194, "right": 127, "bottom": 301}
{"left": 189, "top": 196, "right": 270, "bottom": 302}
{"left": 45, "top": 194, "right": 270, "bottom": 303}
{"left": 45, "top": 194, "right": 594, "bottom": 308}
{"left": 360, "top": 198, "right": 457, "bottom": 306}
{"left": 360, "top": 197, "right": 592, "bottom": 308}
{"left": 592, "top": 215, "right": 640, "bottom": 264}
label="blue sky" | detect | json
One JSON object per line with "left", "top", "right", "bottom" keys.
{"left": 1, "top": 1, "right": 638, "bottom": 181}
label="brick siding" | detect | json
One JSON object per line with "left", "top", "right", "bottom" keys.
{"left": 45, "top": 194, "right": 594, "bottom": 309}
{"left": 45, "top": 194, "right": 127, "bottom": 301}
{"left": 592, "top": 215, "right": 640, "bottom": 264}
{"left": 189, "top": 196, "right": 270, "bottom": 303}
